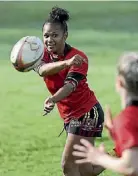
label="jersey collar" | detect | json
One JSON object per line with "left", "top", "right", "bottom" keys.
{"left": 126, "top": 100, "right": 138, "bottom": 107}
{"left": 48, "top": 43, "right": 72, "bottom": 62}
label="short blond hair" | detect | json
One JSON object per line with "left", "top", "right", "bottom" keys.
{"left": 118, "top": 52, "right": 138, "bottom": 95}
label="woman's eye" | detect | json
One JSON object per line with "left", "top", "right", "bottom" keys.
{"left": 44, "top": 34, "right": 49, "bottom": 38}
{"left": 53, "top": 34, "right": 57, "bottom": 38}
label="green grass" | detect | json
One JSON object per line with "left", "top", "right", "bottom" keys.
{"left": 0, "top": 1, "right": 138, "bottom": 176}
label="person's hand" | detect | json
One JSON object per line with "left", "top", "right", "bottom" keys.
{"left": 72, "top": 139, "right": 106, "bottom": 165}
{"left": 24, "top": 57, "right": 45, "bottom": 72}
{"left": 66, "top": 54, "right": 87, "bottom": 67}
{"left": 43, "top": 97, "right": 55, "bottom": 116}
{"left": 104, "top": 105, "right": 113, "bottom": 130}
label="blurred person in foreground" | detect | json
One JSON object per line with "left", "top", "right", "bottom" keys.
{"left": 73, "top": 52, "right": 138, "bottom": 176}
{"left": 32, "top": 6, "right": 104, "bottom": 176}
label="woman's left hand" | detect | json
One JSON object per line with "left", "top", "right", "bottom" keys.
{"left": 43, "top": 97, "right": 55, "bottom": 116}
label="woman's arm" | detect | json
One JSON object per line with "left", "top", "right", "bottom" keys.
{"left": 43, "top": 73, "right": 82, "bottom": 114}
{"left": 51, "top": 82, "right": 74, "bottom": 103}
{"left": 73, "top": 139, "right": 138, "bottom": 176}
{"left": 94, "top": 149, "right": 135, "bottom": 175}
{"left": 38, "top": 60, "right": 68, "bottom": 76}
{"left": 35, "top": 54, "right": 86, "bottom": 76}
{"left": 43, "top": 82, "right": 74, "bottom": 115}
{"left": 49, "top": 71, "right": 86, "bottom": 103}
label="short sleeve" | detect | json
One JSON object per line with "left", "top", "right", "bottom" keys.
{"left": 64, "top": 51, "right": 88, "bottom": 90}
{"left": 114, "top": 118, "right": 138, "bottom": 155}
{"left": 64, "top": 72, "right": 85, "bottom": 91}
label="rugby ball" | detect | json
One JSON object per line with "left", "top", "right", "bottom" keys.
{"left": 10, "top": 36, "right": 44, "bottom": 72}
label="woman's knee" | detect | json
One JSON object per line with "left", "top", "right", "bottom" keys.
{"left": 79, "top": 163, "right": 94, "bottom": 176}
{"left": 79, "top": 164, "right": 105, "bottom": 176}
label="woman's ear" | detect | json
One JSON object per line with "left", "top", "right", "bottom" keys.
{"left": 64, "top": 32, "right": 68, "bottom": 41}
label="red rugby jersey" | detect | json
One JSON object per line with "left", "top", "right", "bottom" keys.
{"left": 110, "top": 103, "right": 138, "bottom": 158}
{"left": 42, "top": 44, "right": 98, "bottom": 123}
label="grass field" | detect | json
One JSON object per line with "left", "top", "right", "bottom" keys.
{"left": 1, "top": 1, "right": 138, "bottom": 176}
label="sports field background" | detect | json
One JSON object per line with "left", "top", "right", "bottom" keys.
{"left": 0, "top": 1, "right": 138, "bottom": 176}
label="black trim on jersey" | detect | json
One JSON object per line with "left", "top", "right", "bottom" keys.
{"left": 66, "top": 72, "right": 85, "bottom": 82}
{"left": 126, "top": 100, "right": 138, "bottom": 107}
{"left": 65, "top": 72, "right": 85, "bottom": 88}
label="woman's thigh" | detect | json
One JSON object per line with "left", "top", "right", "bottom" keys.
{"left": 62, "top": 133, "right": 95, "bottom": 163}
{"left": 61, "top": 103, "right": 104, "bottom": 175}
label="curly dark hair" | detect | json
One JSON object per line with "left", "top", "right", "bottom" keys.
{"left": 43, "top": 6, "right": 70, "bottom": 32}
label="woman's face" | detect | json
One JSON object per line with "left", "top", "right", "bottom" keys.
{"left": 43, "top": 23, "right": 67, "bottom": 54}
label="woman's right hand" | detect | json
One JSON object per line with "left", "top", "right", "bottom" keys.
{"left": 66, "top": 54, "right": 87, "bottom": 67}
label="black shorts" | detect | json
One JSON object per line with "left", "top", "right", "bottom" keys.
{"left": 64, "top": 103, "right": 104, "bottom": 137}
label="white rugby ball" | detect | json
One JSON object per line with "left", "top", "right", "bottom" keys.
{"left": 10, "top": 36, "right": 44, "bottom": 72}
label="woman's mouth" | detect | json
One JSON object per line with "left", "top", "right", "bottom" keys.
{"left": 47, "top": 44, "right": 55, "bottom": 50}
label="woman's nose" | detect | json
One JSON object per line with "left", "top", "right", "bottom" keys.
{"left": 47, "top": 36, "right": 53, "bottom": 42}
